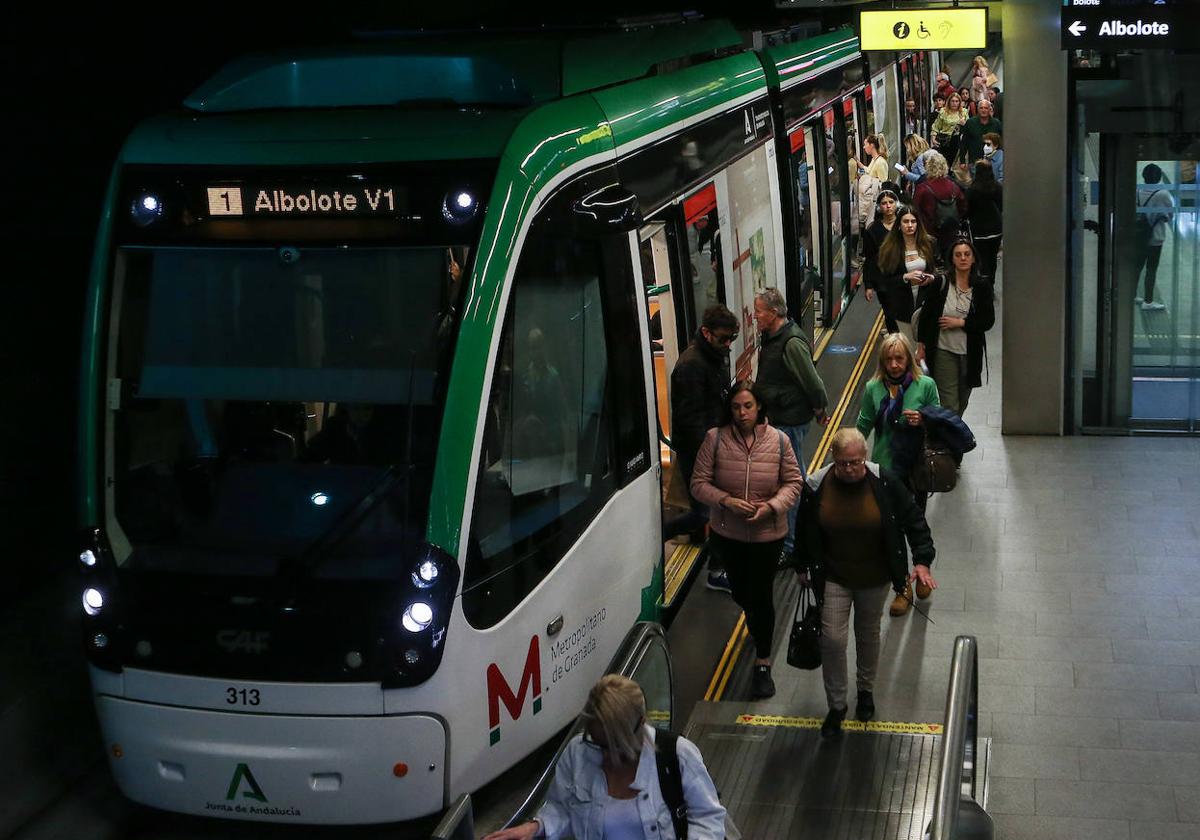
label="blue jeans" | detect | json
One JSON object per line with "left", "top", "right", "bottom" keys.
{"left": 776, "top": 422, "right": 809, "bottom": 555}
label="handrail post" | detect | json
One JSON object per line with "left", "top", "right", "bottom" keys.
{"left": 929, "top": 635, "right": 980, "bottom": 840}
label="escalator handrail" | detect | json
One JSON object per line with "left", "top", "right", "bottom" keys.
{"left": 929, "top": 635, "right": 981, "bottom": 840}
{"left": 501, "top": 620, "right": 670, "bottom": 829}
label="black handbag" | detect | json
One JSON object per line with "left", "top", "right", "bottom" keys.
{"left": 786, "top": 584, "right": 822, "bottom": 670}
{"left": 910, "top": 437, "right": 958, "bottom": 494}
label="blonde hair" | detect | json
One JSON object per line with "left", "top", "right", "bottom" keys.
{"left": 866, "top": 133, "right": 889, "bottom": 160}
{"left": 924, "top": 150, "right": 949, "bottom": 179}
{"left": 831, "top": 427, "right": 867, "bottom": 457}
{"left": 873, "top": 332, "right": 922, "bottom": 381}
{"left": 904, "top": 134, "right": 929, "bottom": 162}
{"left": 581, "top": 675, "right": 647, "bottom": 767}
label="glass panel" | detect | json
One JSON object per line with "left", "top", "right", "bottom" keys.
{"left": 632, "top": 638, "right": 673, "bottom": 731}
{"left": 109, "top": 246, "right": 465, "bottom": 578}
{"left": 825, "top": 109, "right": 849, "bottom": 323}
{"left": 1076, "top": 130, "right": 1103, "bottom": 426}
{"left": 683, "top": 183, "right": 723, "bottom": 322}
{"left": 725, "top": 143, "right": 781, "bottom": 380}
{"left": 463, "top": 233, "right": 617, "bottom": 627}
{"left": 1130, "top": 153, "right": 1200, "bottom": 427}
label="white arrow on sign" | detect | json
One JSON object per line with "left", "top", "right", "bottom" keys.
{"left": 1068, "top": 20, "right": 1088, "bottom": 37}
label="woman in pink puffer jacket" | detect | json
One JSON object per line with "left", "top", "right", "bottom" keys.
{"left": 691, "top": 380, "right": 803, "bottom": 700}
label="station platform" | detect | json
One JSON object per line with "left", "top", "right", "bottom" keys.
{"left": 674, "top": 276, "right": 1200, "bottom": 840}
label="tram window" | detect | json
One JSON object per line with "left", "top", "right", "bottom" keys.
{"left": 683, "top": 184, "right": 723, "bottom": 318}
{"left": 463, "top": 228, "right": 629, "bottom": 629}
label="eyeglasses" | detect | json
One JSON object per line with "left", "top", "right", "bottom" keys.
{"left": 833, "top": 458, "right": 866, "bottom": 469}
{"left": 711, "top": 332, "right": 738, "bottom": 345}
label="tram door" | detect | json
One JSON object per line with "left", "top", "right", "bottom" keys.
{"left": 824, "top": 106, "right": 851, "bottom": 326}
{"left": 787, "top": 122, "right": 823, "bottom": 333}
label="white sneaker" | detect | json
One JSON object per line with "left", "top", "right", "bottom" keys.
{"left": 1142, "top": 301, "right": 1166, "bottom": 311}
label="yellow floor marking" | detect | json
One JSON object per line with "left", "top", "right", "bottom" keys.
{"left": 734, "top": 714, "right": 944, "bottom": 735}
{"left": 704, "top": 311, "right": 884, "bottom": 703}
{"left": 663, "top": 544, "right": 702, "bottom": 605}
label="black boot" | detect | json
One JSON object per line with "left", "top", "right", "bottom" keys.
{"left": 751, "top": 664, "right": 776, "bottom": 700}
{"left": 821, "top": 706, "right": 847, "bottom": 739}
{"left": 855, "top": 690, "right": 876, "bottom": 722}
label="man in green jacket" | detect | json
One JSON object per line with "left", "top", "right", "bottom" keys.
{"left": 753, "top": 287, "right": 829, "bottom": 562}
{"left": 959, "top": 99, "right": 1001, "bottom": 173}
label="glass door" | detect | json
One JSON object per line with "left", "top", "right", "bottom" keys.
{"left": 1126, "top": 139, "right": 1200, "bottom": 430}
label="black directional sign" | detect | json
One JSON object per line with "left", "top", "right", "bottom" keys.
{"left": 1061, "top": 3, "right": 1200, "bottom": 50}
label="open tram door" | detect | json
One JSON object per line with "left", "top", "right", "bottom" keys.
{"left": 636, "top": 180, "right": 728, "bottom": 618}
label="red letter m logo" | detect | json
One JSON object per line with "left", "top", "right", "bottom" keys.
{"left": 486, "top": 634, "right": 542, "bottom": 746}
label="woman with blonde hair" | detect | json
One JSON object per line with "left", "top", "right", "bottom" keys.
{"left": 855, "top": 333, "right": 940, "bottom": 614}
{"left": 895, "top": 134, "right": 931, "bottom": 190}
{"left": 876, "top": 204, "right": 937, "bottom": 342}
{"left": 931, "top": 92, "right": 969, "bottom": 167}
{"left": 913, "top": 151, "right": 967, "bottom": 254}
{"left": 484, "top": 674, "right": 727, "bottom": 840}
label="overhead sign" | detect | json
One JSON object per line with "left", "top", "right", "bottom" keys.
{"left": 1060, "top": 4, "right": 1200, "bottom": 50}
{"left": 859, "top": 8, "right": 988, "bottom": 51}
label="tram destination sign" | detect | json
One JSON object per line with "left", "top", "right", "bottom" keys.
{"left": 204, "top": 180, "right": 406, "bottom": 218}
{"left": 1061, "top": 3, "right": 1200, "bottom": 50}
{"left": 859, "top": 8, "right": 988, "bottom": 51}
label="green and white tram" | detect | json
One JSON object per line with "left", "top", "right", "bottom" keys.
{"left": 78, "top": 20, "right": 929, "bottom": 824}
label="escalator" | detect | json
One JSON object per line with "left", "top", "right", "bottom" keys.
{"left": 431, "top": 630, "right": 992, "bottom": 839}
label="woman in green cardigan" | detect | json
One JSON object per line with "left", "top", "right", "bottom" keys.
{"left": 856, "top": 333, "right": 940, "bottom": 616}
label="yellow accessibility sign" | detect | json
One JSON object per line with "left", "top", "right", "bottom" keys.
{"left": 860, "top": 8, "right": 989, "bottom": 51}
{"left": 735, "top": 713, "right": 944, "bottom": 735}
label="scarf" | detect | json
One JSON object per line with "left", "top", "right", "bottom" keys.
{"left": 878, "top": 372, "right": 913, "bottom": 430}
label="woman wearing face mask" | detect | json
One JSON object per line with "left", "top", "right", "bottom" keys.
{"left": 915, "top": 238, "right": 995, "bottom": 418}
{"left": 982, "top": 132, "right": 1003, "bottom": 183}
{"left": 863, "top": 189, "right": 902, "bottom": 332}
{"left": 875, "top": 205, "right": 937, "bottom": 344}
{"left": 966, "top": 159, "right": 1003, "bottom": 282}
{"left": 855, "top": 334, "right": 940, "bottom": 614}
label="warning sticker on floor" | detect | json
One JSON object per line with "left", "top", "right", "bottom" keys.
{"left": 734, "top": 714, "right": 943, "bottom": 735}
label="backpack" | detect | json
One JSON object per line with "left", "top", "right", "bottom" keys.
{"left": 1135, "top": 189, "right": 1162, "bottom": 243}
{"left": 933, "top": 194, "right": 961, "bottom": 238}
{"left": 655, "top": 729, "right": 689, "bottom": 839}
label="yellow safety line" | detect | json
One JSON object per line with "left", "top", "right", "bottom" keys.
{"left": 663, "top": 544, "right": 701, "bottom": 605}
{"left": 703, "top": 311, "right": 885, "bottom": 703}
{"left": 703, "top": 613, "right": 746, "bottom": 700}
{"left": 812, "top": 325, "right": 836, "bottom": 362}
{"left": 734, "top": 713, "right": 944, "bottom": 735}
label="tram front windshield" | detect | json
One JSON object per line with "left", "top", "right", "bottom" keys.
{"left": 109, "top": 245, "right": 468, "bottom": 580}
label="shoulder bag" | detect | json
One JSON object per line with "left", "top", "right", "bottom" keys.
{"left": 786, "top": 583, "right": 822, "bottom": 670}
{"left": 910, "top": 431, "right": 957, "bottom": 493}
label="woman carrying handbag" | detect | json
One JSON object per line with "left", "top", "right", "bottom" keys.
{"left": 791, "top": 428, "right": 936, "bottom": 740}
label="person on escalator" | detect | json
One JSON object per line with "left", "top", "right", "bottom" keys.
{"left": 481, "top": 675, "right": 727, "bottom": 840}
{"left": 792, "top": 428, "right": 936, "bottom": 740}
{"left": 691, "top": 380, "right": 804, "bottom": 700}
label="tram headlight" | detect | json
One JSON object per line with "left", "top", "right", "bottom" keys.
{"left": 401, "top": 601, "right": 434, "bottom": 633}
{"left": 83, "top": 587, "right": 105, "bottom": 617}
{"left": 442, "top": 189, "right": 479, "bottom": 223}
{"left": 131, "top": 192, "right": 164, "bottom": 227}
{"left": 412, "top": 559, "right": 439, "bottom": 589}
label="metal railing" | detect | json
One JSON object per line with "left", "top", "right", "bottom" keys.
{"left": 929, "top": 635, "right": 993, "bottom": 840}
{"left": 498, "top": 621, "right": 671, "bottom": 830}
{"left": 430, "top": 794, "right": 474, "bottom": 840}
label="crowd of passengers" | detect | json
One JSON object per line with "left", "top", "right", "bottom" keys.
{"left": 485, "top": 59, "right": 1001, "bottom": 840}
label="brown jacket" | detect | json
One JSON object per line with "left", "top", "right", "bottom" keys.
{"left": 690, "top": 424, "right": 803, "bottom": 543}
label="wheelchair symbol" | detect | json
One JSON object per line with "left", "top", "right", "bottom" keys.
{"left": 917, "top": 21, "right": 931, "bottom": 39}
{"left": 892, "top": 22, "right": 910, "bottom": 39}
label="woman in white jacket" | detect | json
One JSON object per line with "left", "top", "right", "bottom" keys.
{"left": 483, "top": 675, "right": 727, "bottom": 840}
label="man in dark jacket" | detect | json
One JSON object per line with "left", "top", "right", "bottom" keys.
{"left": 959, "top": 99, "right": 1001, "bottom": 172}
{"left": 753, "top": 287, "right": 828, "bottom": 563}
{"left": 670, "top": 304, "right": 738, "bottom": 591}
{"left": 793, "top": 428, "right": 937, "bottom": 738}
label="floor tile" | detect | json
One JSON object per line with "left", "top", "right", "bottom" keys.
{"left": 1034, "top": 778, "right": 1177, "bottom": 820}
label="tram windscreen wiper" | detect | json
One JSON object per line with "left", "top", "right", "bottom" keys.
{"left": 277, "top": 462, "right": 413, "bottom": 580}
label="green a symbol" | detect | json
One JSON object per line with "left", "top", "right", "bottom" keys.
{"left": 225, "top": 763, "right": 268, "bottom": 803}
